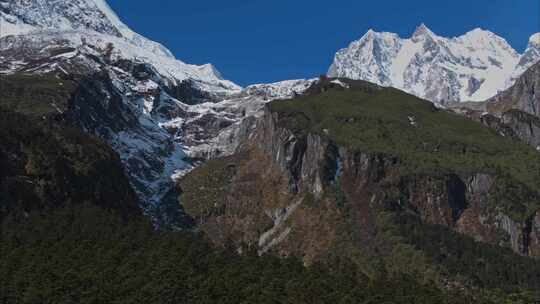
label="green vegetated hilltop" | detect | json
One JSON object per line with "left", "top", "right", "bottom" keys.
{"left": 270, "top": 78, "right": 540, "bottom": 221}
{"left": 178, "top": 77, "right": 540, "bottom": 302}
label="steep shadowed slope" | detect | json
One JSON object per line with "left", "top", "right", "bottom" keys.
{"left": 0, "top": 106, "right": 140, "bottom": 220}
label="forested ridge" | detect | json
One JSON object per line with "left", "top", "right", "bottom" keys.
{"left": 2, "top": 205, "right": 539, "bottom": 304}
{"left": 0, "top": 78, "right": 539, "bottom": 303}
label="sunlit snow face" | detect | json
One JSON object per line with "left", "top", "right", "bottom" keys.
{"left": 328, "top": 25, "right": 540, "bottom": 104}
{"left": 1, "top": 0, "right": 121, "bottom": 36}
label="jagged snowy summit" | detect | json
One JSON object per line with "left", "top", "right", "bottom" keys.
{"left": 0, "top": 0, "right": 240, "bottom": 93}
{"left": 328, "top": 24, "right": 540, "bottom": 105}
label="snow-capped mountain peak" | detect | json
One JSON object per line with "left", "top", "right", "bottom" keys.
{"left": 91, "top": 0, "right": 175, "bottom": 58}
{"left": 2, "top": 0, "right": 117, "bottom": 35}
{"left": 198, "top": 64, "right": 224, "bottom": 80}
{"left": 0, "top": 0, "right": 239, "bottom": 92}
{"left": 328, "top": 25, "right": 538, "bottom": 104}
{"left": 457, "top": 28, "right": 518, "bottom": 58}
{"left": 0, "top": 0, "right": 173, "bottom": 58}
{"left": 411, "top": 23, "right": 438, "bottom": 41}
{"left": 91, "top": 0, "right": 132, "bottom": 36}
{"left": 506, "top": 32, "right": 540, "bottom": 88}
{"left": 529, "top": 33, "right": 540, "bottom": 47}
{"left": 328, "top": 29, "right": 402, "bottom": 88}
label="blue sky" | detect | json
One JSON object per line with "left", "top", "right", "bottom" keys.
{"left": 108, "top": 0, "right": 539, "bottom": 86}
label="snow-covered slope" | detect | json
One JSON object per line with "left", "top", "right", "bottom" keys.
{"left": 328, "top": 24, "right": 540, "bottom": 105}
{"left": 0, "top": 0, "right": 238, "bottom": 92}
{"left": 165, "top": 79, "right": 317, "bottom": 159}
{"left": 0, "top": 0, "right": 247, "bottom": 226}
{"left": 0, "top": 31, "right": 199, "bottom": 226}
{"left": 0, "top": 0, "right": 172, "bottom": 57}
{"left": 509, "top": 33, "right": 540, "bottom": 87}
{"left": 0, "top": 0, "right": 317, "bottom": 226}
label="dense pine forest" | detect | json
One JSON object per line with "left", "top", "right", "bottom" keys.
{"left": 2, "top": 206, "right": 539, "bottom": 304}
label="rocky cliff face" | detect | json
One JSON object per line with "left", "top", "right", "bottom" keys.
{"left": 486, "top": 61, "right": 540, "bottom": 117}
{"left": 454, "top": 62, "right": 540, "bottom": 151}
{"left": 252, "top": 107, "right": 540, "bottom": 257}
{"left": 484, "top": 111, "right": 540, "bottom": 150}
{"left": 181, "top": 81, "right": 540, "bottom": 260}
{"left": 453, "top": 108, "right": 540, "bottom": 152}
